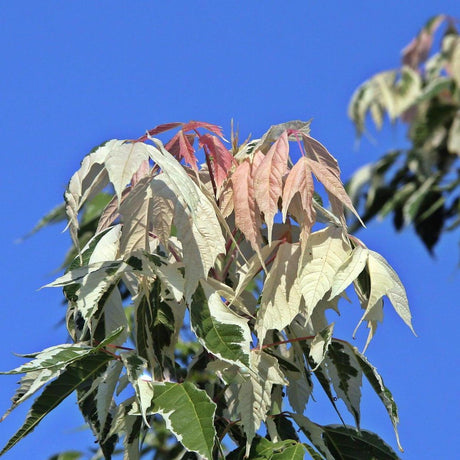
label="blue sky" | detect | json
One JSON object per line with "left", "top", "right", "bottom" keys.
{"left": 1, "top": 2, "right": 458, "bottom": 459}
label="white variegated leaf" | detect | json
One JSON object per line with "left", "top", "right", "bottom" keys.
{"left": 298, "top": 227, "right": 351, "bottom": 319}
{"left": 191, "top": 280, "right": 251, "bottom": 367}
{"left": 104, "top": 141, "right": 150, "bottom": 202}
{"left": 119, "top": 177, "right": 154, "bottom": 255}
{"left": 88, "top": 225, "right": 122, "bottom": 264}
{"left": 355, "top": 250, "right": 415, "bottom": 338}
{"left": 255, "top": 243, "right": 302, "bottom": 344}
{"left": 65, "top": 140, "right": 122, "bottom": 248}
{"left": 329, "top": 245, "right": 368, "bottom": 299}
{"left": 292, "top": 414, "right": 335, "bottom": 460}
{"left": 120, "top": 352, "right": 149, "bottom": 426}
{"left": 309, "top": 323, "right": 334, "bottom": 370}
{"left": 326, "top": 341, "right": 362, "bottom": 428}
{"left": 236, "top": 351, "right": 287, "bottom": 455}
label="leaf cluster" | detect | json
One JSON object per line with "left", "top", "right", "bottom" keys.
{"left": 2, "top": 120, "right": 414, "bottom": 459}
{"left": 348, "top": 15, "right": 460, "bottom": 253}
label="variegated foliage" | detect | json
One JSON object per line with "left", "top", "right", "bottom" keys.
{"left": 2, "top": 120, "right": 414, "bottom": 460}
{"left": 348, "top": 14, "right": 460, "bottom": 253}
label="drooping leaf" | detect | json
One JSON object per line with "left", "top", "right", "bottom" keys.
{"left": 303, "top": 135, "right": 362, "bottom": 225}
{"left": 352, "top": 346, "right": 403, "bottom": 452}
{"left": 151, "top": 172, "right": 225, "bottom": 301}
{"left": 292, "top": 414, "right": 334, "bottom": 460}
{"left": 232, "top": 157, "right": 263, "bottom": 254}
{"left": 309, "top": 323, "right": 334, "bottom": 371}
{"left": 236, "top": 351, "right": 287, "bottom": 455}
{"left": 282, "top": 156, "right": 316, "bottom": 239}
{"left": 322, "top": 424, "right": 400, "bottom": 460}
{"left": 253, "top": 131, "right": 289, "bottom": 244}
{"left": 325, "top": 341, "right": 362, "bottom": 428}
{"left": 120, "top": 351, "right": 151, "bottom": 427}
{"left": 134, "top": 278, "right": 176, "bottom": 377}
{"left": 298, "top": 227, "right": 351, "bottom": 319}
{"left": 64, "top": 140, "right": 117, "bottom": 248}
{"left": 119, "top": 176, "right": 154, "bottom": 255}
{"left": 0, "top": 353, "right": 112, "bottom": 457}
{"left": 104, "top": 141, "right": 150, "bottom": 203}
{"left": 355, "top": 250, "right": 415, "bottom": 338}
{"left": 255, "top": 242, "right": 302, "bottom": 344}
{"left": 329, "top": 245, "right": 369, "bottom": 299}
{"left": 199, "top": 133, "right": 234, "bottom": 189}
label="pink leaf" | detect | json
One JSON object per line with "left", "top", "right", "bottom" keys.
{"left": 282, "top": 156, "right": 315, "bottom": 239}
{"left": 199, "top": 133, "right": 234, "bottom": 189}
{"left": 232, "top": 157, "right": 263, "bottom": 253}
{"left": 253, "top": 131, "right": 289, "bottom": 244}
{"left": 402, "top": 15, "right": 445, "bottom": 69}
{"left": 166, "top": 131, "right": 198, "bottom": 171}
{"left": 303, "top": 135, "right": 363, "bottom": 225}
{"left": 146, "top": 122, "right": 183, "bottom": 137}
{"left": 182, "top": 120, "right": 224, "bottom": 138}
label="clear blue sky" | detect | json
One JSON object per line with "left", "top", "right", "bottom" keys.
{"left": 1, "top": 2, "right": 458, "bottom": 459}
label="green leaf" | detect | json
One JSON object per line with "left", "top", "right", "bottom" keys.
{"left": 190, "top": 281, "right": 251, "bottom": 367}
{"left": 325, "top": 341, "right": 362, "bottom": 428}
{"left": 0, "top": 353, "right": 112, "bottom": 457}
{"left": 134, "top": 278, "right": 175, "bottom": 376}
{"left": 49, "top": 451, "right": 84, "bottom": 460}
{"left": 322, "top": 424, "right": 400, "bottom": 460}
{"left": 1, "top": 327, "right": 123, "bottom": 375}
{"left": 292, "top": 414, "right": 334, "bottom": 460}
{"left": 18, "top": 202, "right": 66, "bottom": 242}
{"left": 149, "top": 382, "right": 217, "bottom": 460}
{"left": 352, "top": 347, "right": 403, "bottom": 452}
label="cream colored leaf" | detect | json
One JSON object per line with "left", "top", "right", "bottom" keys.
{"left": 253, "top": 131, "right": 289, "bottom": 244}
{"left": 65, "top": 140, "right": 119, "bottom": 248}
{"left": 119, "top": 177, "right": 153, "bottom": 255}
{"left": 447, "top": 110, "right": 460, "bottom": 155}
{"left": 147, "top": 138, "right": 200, "bottom": 215}
{"left": 234, "top": 242, "right": 280, "bottom": 302}
{"left": 237, "top": 351, "right": 287, "bottom": 455}
{"left": 355, "top": 250, "right": 415, "bottom": 340}
{"left": 282, "top": 156, "right": 316, "bottom": 239}
{"left": 255, "top": 243, "right": 302, "bottom": 344}
{"left": 309, "top": 323, "right": 334, "bottom": 370}
{"left": 298, "top": 227, "right": 351, "bottom": 319}
{"left": 307, "top": 159, "right": 362, "bottom": 226}
{"left": 88, "top": 225, "right": 122, "bottom": 264}
{"left": 329, "top": 245, "right": 369, "bottom": 299}
{"left": 150, "top": 176, "right": 175, "bottom": 248}
{"left": 153, "top": 175, "right": 225, "bottom": 302}
{"left": 105, "top": 141, "right": 150, "bottom": 203}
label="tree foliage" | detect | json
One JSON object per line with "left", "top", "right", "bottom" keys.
{"left": 348, "top": 15, "right": 460, "bottom": 253}
{"left": 1, "top": 120, "right": 414, "bottom": 459}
